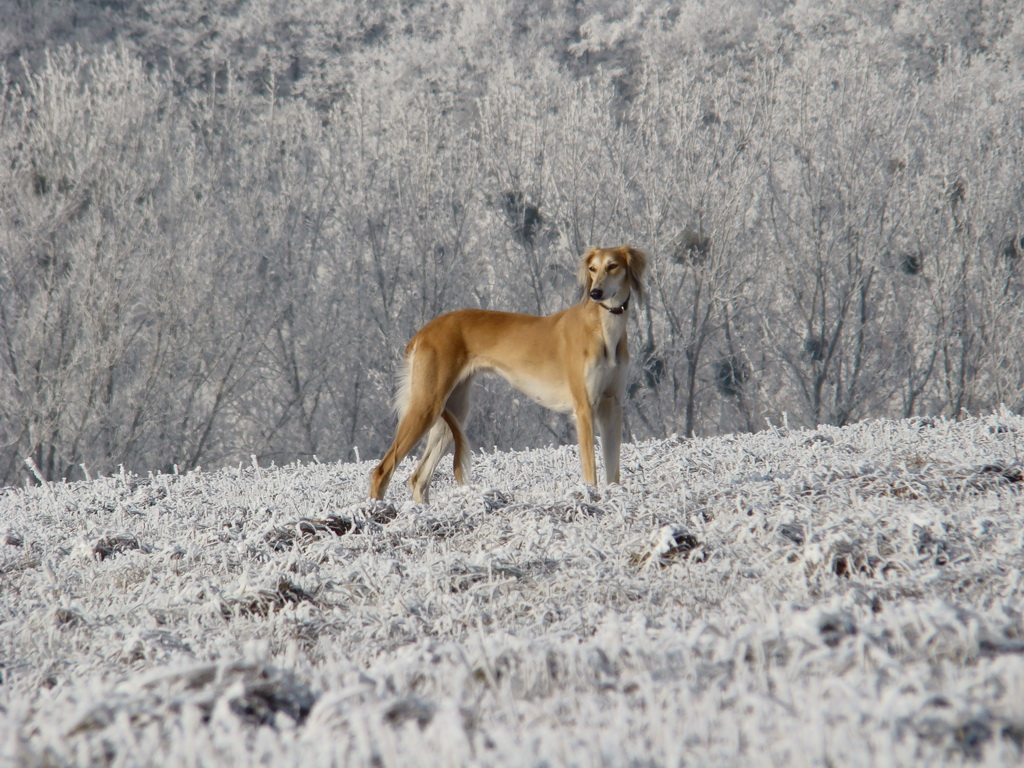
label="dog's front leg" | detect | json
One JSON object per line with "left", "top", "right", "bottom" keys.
{"left": 573, "top": 397, "right": 598, "bottom": 485}
{"left": 596, "top": 395, "right": 622, "bottom": 484}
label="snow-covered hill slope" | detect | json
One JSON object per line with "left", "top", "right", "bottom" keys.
{"left": 2, "top": 414, "right": 1023, "bottom": 766}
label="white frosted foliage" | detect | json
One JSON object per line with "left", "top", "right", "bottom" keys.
{"left": 2, "top": 414, "right": 1023, "bottom": 765}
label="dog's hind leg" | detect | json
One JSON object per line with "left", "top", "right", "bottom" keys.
{"left": 442, "top": 375, "right": 473, "bottom": 483}
{"left": 409, "top": 376, "right": 473, "bottom": 503}
{"left": 369, "top": 404, "right": 437, "bottom": 501}
{"left": 370, "top": 346, "right": 455, "bottom": 501}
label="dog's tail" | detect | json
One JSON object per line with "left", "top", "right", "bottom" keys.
{"left": 440, "top": 408, "right": 470, "bottom": 483}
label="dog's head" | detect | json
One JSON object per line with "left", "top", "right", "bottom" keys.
{"left": 579, "top": 245, "right": 647, "bottom": 308}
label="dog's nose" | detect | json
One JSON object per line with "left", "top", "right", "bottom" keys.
{"left": 589, "top": 288, "right": 603, "bottom": 301}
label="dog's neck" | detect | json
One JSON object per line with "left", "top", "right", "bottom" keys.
{"left": 593, "top": 291, "right": 630, "bottom": 364}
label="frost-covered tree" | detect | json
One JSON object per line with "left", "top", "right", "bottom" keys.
{"left": 2, "top": 0, "right": 1024, "bottom": 484}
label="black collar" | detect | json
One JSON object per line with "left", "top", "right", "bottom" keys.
{"left": 602, "top": 296, "right": 630, "bottom": 315}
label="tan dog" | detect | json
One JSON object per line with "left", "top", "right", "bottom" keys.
{"left": 370, "top": 245, "right": 647, "bottom": 502}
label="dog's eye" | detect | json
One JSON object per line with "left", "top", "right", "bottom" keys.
{"left": 607, "top": 264, "right": 618, "bottom": 271}
{"left": 588, "top": 265, "right": 596, "bottom": 272}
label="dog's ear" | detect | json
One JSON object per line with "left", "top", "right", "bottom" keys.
{"left": 578, "top": 248, "right": 597, "bottom": 295}
{"left": 624, "top": 246, "right": 647, "bottom": 305}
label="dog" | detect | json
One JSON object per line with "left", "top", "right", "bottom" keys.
{"left": 369, "top": 245, "right": 647, "bottom": 502}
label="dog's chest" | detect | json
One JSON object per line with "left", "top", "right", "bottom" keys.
{"left": 585, "top": 330, "right": 627, "bottom": 403}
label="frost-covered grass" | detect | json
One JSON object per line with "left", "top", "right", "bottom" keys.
{"left": 2, "top": 414, "right": 1024, "bottom": 766}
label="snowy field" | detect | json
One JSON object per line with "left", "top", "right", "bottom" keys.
{"left": 2, "top": 414, "right": 1024, "bottom": 766}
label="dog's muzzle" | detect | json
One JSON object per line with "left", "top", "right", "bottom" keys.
{"left": 589, "top": 289, "right": 604, "bottom": 301}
